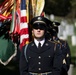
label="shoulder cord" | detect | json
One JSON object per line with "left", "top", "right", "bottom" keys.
{"left": 54, "top": 42, "right": 62, "bottom": 51}
{"left": 24, "top": 44, "right": 28, "bottom": 62}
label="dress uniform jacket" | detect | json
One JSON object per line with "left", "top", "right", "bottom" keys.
{"left": 52, "top": 37, "right": 71, "bottom": 75}
{"left": 59, "top": 39, "right": 71, "bottom": 75}
{"left": 19, "top": 40, "right": 62, "bottom": 75}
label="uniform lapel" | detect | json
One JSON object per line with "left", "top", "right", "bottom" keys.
{"left": 29, "top": 41, "right": 51, "bottom": 54}
{"left": 29, "top": 41, "right": 39, "bottom": 53}
{"left": 40, "top": 41, "right": 51, "bottom": 53}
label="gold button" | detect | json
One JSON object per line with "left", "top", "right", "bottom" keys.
{"left": 29, "top": 57, "right": 31, "bottom": 58}
{"left": 38, "top": 68, "right": 41, "bottom": 70}
{"left": 38, "top": 56, "right": 41, "bottom": 59}
{"left": 48, "top": 55, "right": 51, "bottom": 57}
{"left": 38, "top": 62, "right": 41, "bottom": 64}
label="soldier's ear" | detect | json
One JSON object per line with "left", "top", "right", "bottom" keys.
{"left": 32, "top": 30, "right": 34, "bottom": 34}
{"left": 32, "top": 30, "right": 34, "bottom": 37}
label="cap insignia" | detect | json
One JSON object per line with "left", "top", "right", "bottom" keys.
{"left": 38, "top": 17, "right": 41, "bottom": 20}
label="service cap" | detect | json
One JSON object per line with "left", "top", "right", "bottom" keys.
{"left": 30, "top": 16, "right": 52, "bottom": 30}
{"left": 52, "top": 21, "right": 60, "bottom": 27}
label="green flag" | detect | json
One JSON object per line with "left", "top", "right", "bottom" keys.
{"left": 0, "top": 35, "right": 17, "bottom": 66}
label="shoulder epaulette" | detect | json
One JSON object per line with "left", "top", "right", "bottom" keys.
{"left": 48, "top": 40, "right": 57, "bottom": 51}
{"left": 55, "top": 40, "right": 62, "bottom": 50}
{"left": 48, "top": 40, "right": 56, "bottom": 44}
{"left": 48, "top": 40, "right": 62, "bottom": 51}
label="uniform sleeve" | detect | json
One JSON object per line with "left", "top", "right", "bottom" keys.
{"left": 19, "top": 46, "right": 28, "bottom": 75}
{"left": 52, "top": 44, "right": 63, "bottom": 75}
{"left": 65, "top": 42, "right": 71, "bottom": 71}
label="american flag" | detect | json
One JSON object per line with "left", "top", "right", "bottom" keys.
{"left": 20, "top": 0, "right": 29, "bottom": 50}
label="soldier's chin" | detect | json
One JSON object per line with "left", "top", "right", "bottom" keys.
{"left": 35, "top": 36, "right": 44, "bottom": 40}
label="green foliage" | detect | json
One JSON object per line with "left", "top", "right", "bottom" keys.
{"left": 44, "top": 0, "right": 72, "bottom": 16}
{"left": 72, "top": 66, "right": 76, "bottom": 75}
{"left": 67, "top": 36, "right": 76, "bottom": 57}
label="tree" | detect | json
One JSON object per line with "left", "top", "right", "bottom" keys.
{"left": 44, "top": 0, "right": 72, "bottom": 17}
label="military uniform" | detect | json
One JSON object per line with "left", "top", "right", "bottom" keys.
{"left": 19, "top": 40, "right": 62, "bottom": 75}
{"left": 48, "top": 22, "right": 71, "bottom": 75}
{"left": 58, "top": 39, "right": 71, "bottom": 75}
{"left": 19, "top": 16, "right": 62, "bottom": 75}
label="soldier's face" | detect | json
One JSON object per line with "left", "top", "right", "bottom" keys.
{"left": 32, "top": 28, "right": 45, "bottom": 39}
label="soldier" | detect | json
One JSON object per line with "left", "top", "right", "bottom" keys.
{"left": 48, "top": 22, "right": 71, "bottom": 75}
{"left": 19, "top": 16, "right": 62, "bottom": 75}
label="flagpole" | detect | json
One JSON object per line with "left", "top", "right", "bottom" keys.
{"left": 28, "top": 0, "right": 33, "bottom": 41}
{"left": 29, "top": 0, "right": 32, "bottom": 22}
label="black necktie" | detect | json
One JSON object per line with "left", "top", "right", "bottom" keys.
{"left": 38, "top": 42, "right": 41, "bottom": 50}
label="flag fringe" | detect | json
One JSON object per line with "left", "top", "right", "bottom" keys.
{"left": 0, "top": 44, "right": 17, "bottom": 66}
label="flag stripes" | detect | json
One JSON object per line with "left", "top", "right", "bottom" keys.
{"left": 20, "top": 23, "right": 28, "bottom": 30}
{"left": 20, "top": 28, "right": 29, "bottom": 35}
{"left": 20, "top": 34, "right": 29, "bottom": 43}
{"left": 20, "top": 0, "right": 29, "bottom": 50}
{"left": 20, "top": 16, "right": 27, "bottom": 22}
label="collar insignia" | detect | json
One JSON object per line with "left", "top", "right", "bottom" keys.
{"left": 31, "top": 43, "right": 34, "bottom": 46}
{"left": 45, "top": 43, "right": 49, "bottom": 46}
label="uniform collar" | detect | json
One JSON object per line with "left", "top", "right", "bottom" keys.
{"left": 34, "top": 38, "right": 45, "bottom": 47}
{"left": 29, "top": 40, "right": 51, "bottom": 54}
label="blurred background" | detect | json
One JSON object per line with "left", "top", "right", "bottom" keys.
{"left": 44, "top": 0, "right": 76, "bottom": 75}
{"left": 0, "top": 0, "right": 76, "bottom": 75}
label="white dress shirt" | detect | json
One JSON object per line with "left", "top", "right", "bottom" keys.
{"left": 34, "top": 38, "right": 45, "bottom": 48}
